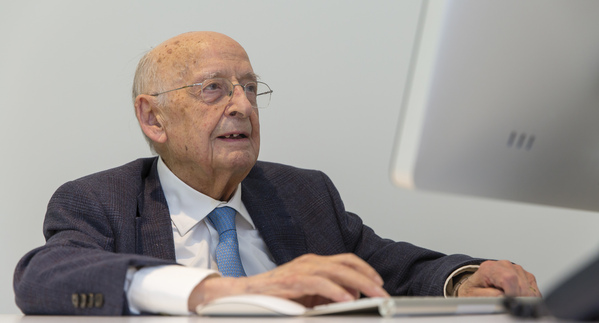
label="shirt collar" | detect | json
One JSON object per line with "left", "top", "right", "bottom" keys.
{"left": 156, "top": 157, "right": 255, "bottom": 237}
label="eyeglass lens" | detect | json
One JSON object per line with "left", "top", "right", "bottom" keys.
{"left": 194, "top": 78, "right": 271, "bottom": 108}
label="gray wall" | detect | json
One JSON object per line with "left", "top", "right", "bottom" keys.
{"left": 2, "top": 0, "right": 599, "bottom": 314}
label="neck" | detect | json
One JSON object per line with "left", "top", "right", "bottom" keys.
{"left": 161, "top": 158, "right": 248, "bottom": 201}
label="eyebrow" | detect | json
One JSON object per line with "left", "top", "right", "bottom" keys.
{"left": 195, "top": 71, "right": 260, "bottom": 83}
{"left": 240, "top": 72, "right": 261, "bottom": 81}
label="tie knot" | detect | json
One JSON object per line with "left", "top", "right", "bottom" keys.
{"left": 207, "top": 206, "right": 237, "bottom": 235}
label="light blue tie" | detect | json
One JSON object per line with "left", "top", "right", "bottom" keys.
{"left": 207, "top": 206, "right": 247, "bottom": 277}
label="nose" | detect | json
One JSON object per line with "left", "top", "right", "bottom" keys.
{"left": 225, "top": 84, "right": 254, "bottom": 118}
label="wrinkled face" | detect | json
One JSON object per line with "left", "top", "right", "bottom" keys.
{"left": 153, "top": 33, "right": 260, "bottom": 183}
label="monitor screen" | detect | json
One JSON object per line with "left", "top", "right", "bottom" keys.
{"left": 390, "top": 0, "right": 599, "bottom": 212}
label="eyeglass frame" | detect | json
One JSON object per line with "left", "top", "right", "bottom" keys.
{"left": 146, "top": 78, "right": 273, "bottom": 109}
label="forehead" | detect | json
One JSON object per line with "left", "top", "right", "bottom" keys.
{"left": 189, "top": 47, "right": 256, "bottom": 82}
{"left": 153, "top": 33, "right": 254, "bottom": 83}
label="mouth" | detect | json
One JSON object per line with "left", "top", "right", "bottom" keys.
{"left": 218, "top": 133, "right": 249, "bottom": 140}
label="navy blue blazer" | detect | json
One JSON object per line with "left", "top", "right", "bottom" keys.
{"left": 14, "top": 157, "right": 481, "bottom": 315}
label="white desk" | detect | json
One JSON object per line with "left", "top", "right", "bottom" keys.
{"left": 0, "top": 314, "right": 561, "bottom": 323}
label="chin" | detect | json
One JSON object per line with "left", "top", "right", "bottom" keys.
{"left": 224, "top": 152, "right": 258, "bottom": 172}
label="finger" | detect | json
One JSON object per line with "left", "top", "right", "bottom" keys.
{"left": 525, "top": 272, "right": 541, "bottom": 297}
{"left": 291, "top": 254, "right": 387, "bottom": 297}
{"left": 457, "top": 274, "right": 503, "bottom": 297}
{"left": 330, "top": 254, "right": 385, "bottom": 285}
{"left": 498, "top": 263, "right": 537, "bottom": 297}
{"left": 277, "top": 275, "right": 358, "bottom": 303}
{"left": 314, "top": 262, "right": 389, "bottom": 298}
{"left": 247, "top": 268, "right": 359, "bottom": 303}
{"left": 253, "top": 254, "right": 388, "bottom": 301}
{"left": 476, "top": 260, "right": 539, "bottom": 297}
{"left": 508, "top": 262, "right": 538, "bottom": 296}
{"left": 344, "top": 287, "right": 360, "bottom": 300}
{"left": 511, "top": 266, "right": 541, "bottom": 297}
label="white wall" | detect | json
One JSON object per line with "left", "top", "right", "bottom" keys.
{"left": 2, "top": 0, "right": 599, "bottom": 314}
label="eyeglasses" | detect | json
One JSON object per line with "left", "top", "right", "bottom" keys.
{"left": 148, "top": 78, "right": 273, "bottom": 109}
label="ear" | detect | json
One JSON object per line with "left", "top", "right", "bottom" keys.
{"left": 134, "top": 95, "right": 167, "bottom": 144}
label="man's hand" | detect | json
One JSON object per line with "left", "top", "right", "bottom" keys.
{"left": 188, "top": 253, "right": 389, "bottom": 311}
{"left": 457, "top": 260, "right": 541, "bottom": 297}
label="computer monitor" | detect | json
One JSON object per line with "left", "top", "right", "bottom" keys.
{"left": 390, "top": 0, "right": 599, "bottom": 213}
{"left": 389, "top": 1, "right": 599, "bottom": 319}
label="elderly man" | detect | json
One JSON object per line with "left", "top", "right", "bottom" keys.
{"left": 14, "top": 31, "right": 540, "bottom": 316}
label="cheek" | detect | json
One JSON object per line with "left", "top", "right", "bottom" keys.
{"left": 253, "top": 126, "right": 260, "bottom": 145}
{"left": 251, "top": 110, "right": 261, "bottom": 136}
{"left": 173, "top": 104, "right": 216, "bottom": 134}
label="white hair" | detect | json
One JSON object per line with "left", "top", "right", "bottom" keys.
{"left": 131, "top": 49, "right": 167, "bottom": 152}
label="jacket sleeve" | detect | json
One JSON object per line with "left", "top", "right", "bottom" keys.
{"left": 13, "top": 179, "right": 177, "bottom": 315}
{"left": 310, "top": 170, "right": 484, "bottom": 296}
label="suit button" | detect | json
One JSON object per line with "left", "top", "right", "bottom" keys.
{"left": 79, "top": 293, "right": 88, "bottom": 308}
{"left": 71, "top": 292, "right": 104, "bottom": 309}
{"left": 71, "top": 294, "right": 79, "bottom": 308}
{"left": 94, "top": 293, "right": 104, "bottom": 308}
{"left": 86, "top": 293, "right": 94, "bottom": 308}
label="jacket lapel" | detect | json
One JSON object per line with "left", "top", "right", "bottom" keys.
{"left": 135, "top": 158, "right": 177, "bottom": 261}
{"left": 242, "top": 164, "right": 308, "bottom": 265}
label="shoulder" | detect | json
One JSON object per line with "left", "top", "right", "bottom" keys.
{"left": 247, "top": 160, "right": 329, "bottom": 183}
{"left": 243, "top": 161, "right": 337, "bottom": 198}
{"left": 77, "top": 157, "right": 157, "bottom": 179}
{"left": 43, "top": 157, "right": 160, "bottom": 240}
{"left": 53, "top": 157, "right": 158, "bottom": 200}
{"left": 74, "top": 157, "right": 156, "bottom": 182}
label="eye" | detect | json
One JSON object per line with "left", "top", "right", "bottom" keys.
{"left": 200, "top": 79, "right": 229, "bottom": 104}
{"left": 202, "top": 80, "right": 226, "bottom": 92}
{"left": 244, "top": 82, "right": 258, "bottom": 95}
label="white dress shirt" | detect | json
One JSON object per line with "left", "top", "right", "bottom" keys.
{"left": 127, "top": 158, "right": 276, "bottom": 315}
